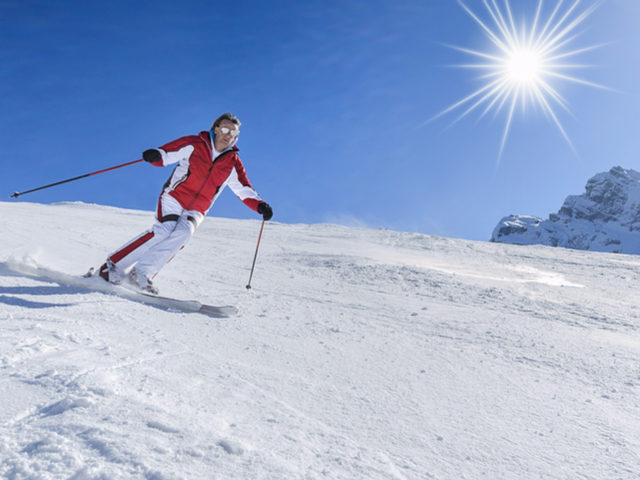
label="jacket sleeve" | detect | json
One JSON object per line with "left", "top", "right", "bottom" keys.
{"left": 226, "top": 157, "right": 263, "bottom": 212}
{"left": 154, "top": 136, "right": 197, "bottom": 167}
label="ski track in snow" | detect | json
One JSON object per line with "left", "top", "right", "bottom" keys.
{"left": 1, "top": 201, "right": 640, "bottom": 479}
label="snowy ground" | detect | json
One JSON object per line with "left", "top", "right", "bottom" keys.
{"left": 1, "top": 201, "right": 639, "bottom": 479}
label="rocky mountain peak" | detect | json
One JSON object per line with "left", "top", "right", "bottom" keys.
{"left": 491, "top": 166, "right": 640, "bottom": 254}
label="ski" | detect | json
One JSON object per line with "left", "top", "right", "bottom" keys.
{"left": 4, "top": 261, "right": 237, "bottom": 318}
{"left": 134, "top": 290, "right": 238, "bottom": 317}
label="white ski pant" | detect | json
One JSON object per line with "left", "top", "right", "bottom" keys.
{"left": 107, "top": 194, "right": 204, "bottom": 280}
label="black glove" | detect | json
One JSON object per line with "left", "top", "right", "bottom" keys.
{"left": 143, "top": 149, "right": 162, "bottom": 163}
{"left": 257, "top": 202, "right": 273, "bottom": 221}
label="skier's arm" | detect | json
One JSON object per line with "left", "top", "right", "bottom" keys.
{"left": 143, "top": 146, "right": 194, "bottom": 167}
{"left": 227, "top": 161, "right": 264, "bottom": 213}
{"left": 143, "top": 136, "right": 196, "bottom": 167}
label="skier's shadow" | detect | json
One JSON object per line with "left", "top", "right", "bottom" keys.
{"left": 0, "top": 273, "right": 81, "bottom": 309}
{"left": 0, "top": 293, "right": 72, "bottom": 309}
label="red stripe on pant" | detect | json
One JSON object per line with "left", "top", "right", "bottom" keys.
{"left": 156, "top": 195, "right": 163, "bottom": 220}
{"left": 108, "top": 231, "right": 155, "bottom": 264}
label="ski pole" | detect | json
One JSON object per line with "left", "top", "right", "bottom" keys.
{"left": 10, "top": 158, "right": 144, "bottom": 199}
{"left": 245, "top": 219, "right": 266, "bottom": 290}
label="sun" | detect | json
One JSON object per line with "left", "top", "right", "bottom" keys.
{"left": 507, "top": 48, "right": 542, "bottom": 84}
{"left": 433, "top": 0, "right": 610, "bottom": 161}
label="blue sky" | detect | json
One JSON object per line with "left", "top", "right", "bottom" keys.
{"left": 3, "top": 0, "right": 640, "bottom": 241}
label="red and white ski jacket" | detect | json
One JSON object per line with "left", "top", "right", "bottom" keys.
{"left": 148, "top": 131, "right": 263, "bottom": 215}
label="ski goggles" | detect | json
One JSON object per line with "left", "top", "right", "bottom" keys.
{"left": 218, "top": 126, "right": 239, "bottom": 137}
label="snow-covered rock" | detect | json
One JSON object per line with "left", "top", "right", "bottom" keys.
{"left": 491, "top": 166, "right": 640, "bottom": 253}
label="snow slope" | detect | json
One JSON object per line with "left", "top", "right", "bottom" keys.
{"left": 1, "top": 201, "right": 640, "bottom": 479}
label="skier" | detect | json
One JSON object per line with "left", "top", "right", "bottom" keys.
{"left": 97, "top": 113, "right": 273, "bottom": 294}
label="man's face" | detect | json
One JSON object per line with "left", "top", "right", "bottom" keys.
{"left": 213, "top": 120, "right": 239, "bottom": 151}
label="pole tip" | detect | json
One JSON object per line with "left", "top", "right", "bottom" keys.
{"left": 245, "top": 285, "right": 252, "bottom": 290}
{"left": 10, "top": 192, "right": 19, "bottom": 199}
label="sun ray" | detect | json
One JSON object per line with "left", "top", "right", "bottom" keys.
{"left": 502, "top": 0, "right": 519, "bottom": 43}
{"left": 453, "top": 79, "right": 511, "bottom": 124}
{"left": 429, "top": 78, "right": 505, "bottom": 123}
{"left": 445, "top": 44, "right": 504, "bottom": 63}
{"left": 529, "top": 0, "right": 544, "bottom": 46}
{"left": 537, "top": 79, "right": 572, "bottom": 113}
{"left": 480, "top": 83, "right": 512, "bottom": 120}
{"left": 432, "top": 0, "right": 608, "bottom": 160}
{"left": 457, "top": 1, "right": 510, "bottom": 54}
{"left": 485, "top": 0, "right": 515, "bottom": 46}
{"left": 532, "top": 83, "right": 577, "bottom": 155}
{"left": 547, "top": 42, "right": 611, "bottom": 62}
{"left": 537, "top": 0, "right": 581, "bottom": 51}
{"left": 535, "top": 0, "right": 563, "bottom": 46}
{"left": 498, "top": 91, "right": 519, "bottom": 161}
{"left": 544, "top": 34, "right": 585, "bottom": 58}
{"left": 543, "top": 71, "right": 612, "bottom": 90}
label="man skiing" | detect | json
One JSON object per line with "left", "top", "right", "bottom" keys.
{"left": 98, "top": 113, "right": 273, "bottom": 294}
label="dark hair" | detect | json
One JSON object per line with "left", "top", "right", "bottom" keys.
{"left": 211, "top": 113, "right": 241, "bottom": 130}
